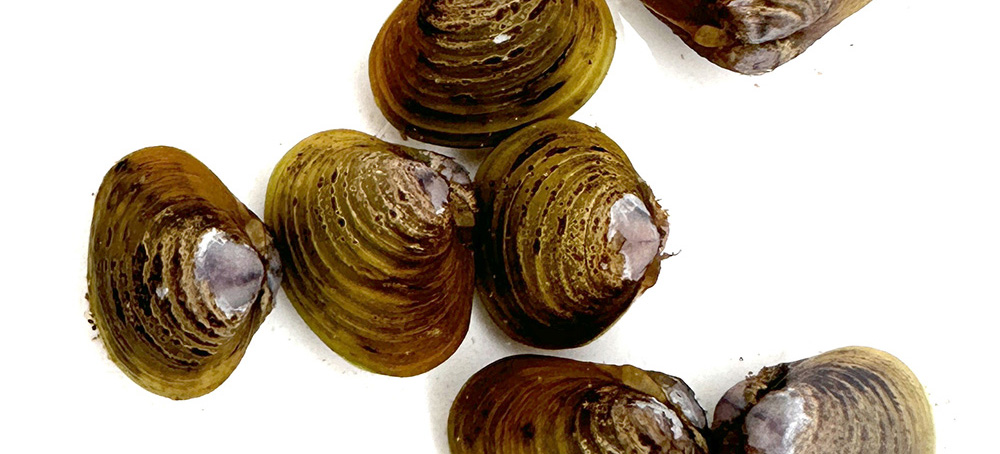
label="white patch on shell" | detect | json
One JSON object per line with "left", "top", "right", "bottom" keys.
{"left": 607, "top": 194, "right": 661, "bottom": 281}
{"left": 493, "top": 33, "right": 511, "bottom": 44}
{"left": 745, "top": 388, "right": 812, "bottom": 454}
{"left": 414, "top": 166, "right": 450, "bottom": 215}
{"left": 194, "top": 228, "right": 264, "bottom": 318}
{"left": 668, "top": 387, "right": 707, "bottom": 429}
{"left": 629, "top": 399, "right": 685, "bottom": 440}
{"left": 155, "top": 286, "right": 169, "bottom": 299}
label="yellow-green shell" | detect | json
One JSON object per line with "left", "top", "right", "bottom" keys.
{"left": 87, "top": 147, "right": 280, "bottom": 400}
{"left": 450, "top": 355, "right": 709, "bottom": 454}
{"left": 265, "top": 130, "right": 476, "bottom": 376}
{"left": 712, "top": 346, "right": 935, "bottom": 453}
{"left": 475, "top": 119, "right": 669, "bottom": 349}
{"left": 370, "top": 0, "right": 616, "bottom": 148}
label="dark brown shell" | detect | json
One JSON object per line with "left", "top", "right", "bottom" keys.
{"left": 87, "top": 147, "right": 281, "bottom": 400}
{"left": 474, "top": 119, "right": 669, "bottom": 348}
{"left": 712, "top": 346, "right": 935, "bottom": 454}
{"left": 450, "top": 355, "right": 709, "bottom": 454}
{"left": 641, "top": 0, "right": 871, "bottom": 74}
{"left": 369, "top": 0, "right": 616, "bottom": 148}
{"left": 265, "top": 130, "right": 476, "bottom": 376}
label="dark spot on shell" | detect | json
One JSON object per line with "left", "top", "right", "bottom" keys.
{"left": 522, "top": 81, "right": 566, "bottom": 107}
{"left": 520, "top": 423, "right": 535, "bottom": 440}
{"left": 450, "top": 93, "right": 480, "bottom": 105}
{"left": 113, "top": 159, "right": 130, "bottom": 173}
{"left": 528, "top": 0, "right": 548, "bottom": 20}
{"left": 190, "top": 348, "right": 211, "bottom": 357}
{"left": 637, "top": 433, "right": 658, "bottom": 449}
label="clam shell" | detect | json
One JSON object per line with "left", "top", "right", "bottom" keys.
{"left": 369, "top": 0, "right": 616, "bottom": 148}
{"left": 474, "top": 119, "right": 669, "bottom": 348}
{"left": 450, "top": 355, "right": 709, "bottom": 454}
{"left": 87, "top": 147, "right": 281, "bottom": 400}
{"left": 641, "top": 0, "right": 870, "bottom": 74}
{"left": 264, "top": 130, "right": 476, "bottom": 376}
{"left": 712, "top": 346, "right": 935, "bottom": 454}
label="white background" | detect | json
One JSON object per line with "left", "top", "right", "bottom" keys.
{"left": 1, "top": 1, "right": 995, "bottom": 452}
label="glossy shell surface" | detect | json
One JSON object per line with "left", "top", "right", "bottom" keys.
{"left": 265, "top": 130, "right": 476, "bottom": 376}
{"left": 450, "top": 355, "right": 709, "bottom": 454}
{"left": 475, "top": 119, "right": 669, "bottom": 349}
{"left": 370, "top": 0, "right": 616, "bottom": 148}
{"left": 641, "top": 0, "right": 871, "bottom": 74}
{"left": 87, "top": 147, "right": 281, "bottom": 400}
{"left": 712, "top": 346, "right": 935, "bottom": 454}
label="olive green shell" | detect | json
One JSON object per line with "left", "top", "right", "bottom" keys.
{"left": 641, "top": 0, "right": 871, "bottom": 74}
{"left": 265, "top": 130, "right": 476, "bottom": 376}
{"left": 712, "top": 346, "right": 935, "bottom": 454}
{"left": 475, "top": 119, "right": 669, "bottom": 349}
{"left": 450, "top": 355, "right": 709, "bottom": 454}
{"left": 88, "top": 147, "right": 281, "bottom": 400}
{"left": 369, "top": 0, "right": 616, "bottom": 148}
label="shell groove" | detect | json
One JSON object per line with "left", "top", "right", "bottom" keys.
{"left": 449, "top": 355, "right": 709, "bottom": 454}
{"left": 87, "top": 147, "right": 281, "bottom": 400}
{"left": 475, "top": 119, "right": 669, "bottom": 349}
{"left": 641, "top": 0, "right": 870, "bottom": 74}
{"left": 265, "top": 130, "right": 476, "bottom": 376}
{"left": 370, "top": 0, "right": 616, "bottom": 148}
{"left": 712, "top": 346, "right": 935, "bottom": 454}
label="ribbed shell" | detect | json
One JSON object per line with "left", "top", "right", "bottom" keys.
{"left": 450, "top": 355, "right": 709, "bottom": 454}
{"left": 641, "top": 0, "right": 871, "bottom": 74}
{"left": 712, "top": 346, "right": 935, "bottom": 454}
{"left": 475, "top": 119, "right": 669, "bottom": 349}
{"left": 87, "top": 147, "right": 280, "bottom": 400}
{"left": 370, "top": 0, "right": 616, "bottom": 148}
{"left": 265, "top": 130, "right": 476, "bottom": 376}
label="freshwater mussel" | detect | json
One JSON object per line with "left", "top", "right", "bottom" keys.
{"left": 370, "top": 0, "right": 616, "bottom": 148}
{"left": 641, "top": 0, "right": 871, "bottom": 74}
{"left": 265, "top": 129, "right": 476, "bottom": 376}
{"left": 475, "top": 119, "right": 669, "bottom": 349}
{"left": 450, "top": 355, "right": 709, "bottom": 454}
{"left": 87, "top": 147, "right": 281, "bottom": 399}
{"left": 712, "top": 346, "right": 935, "bottom": 453}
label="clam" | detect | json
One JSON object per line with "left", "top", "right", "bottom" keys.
{"left": 450, "top": 355, "right": 709, "bottom": 454}
{"left": 264, "top": 129, "right": 476, "bottom": 376}
{"left": 87, "top": 147, "right": 281, "bottom": 399}
{"left": 712, "top": 346, "right": 935, "bottom": 453}
{"left": 641, "top": 0, "right": 871, "bottom": 74}
{"left": 475, "top": 119, "right": 669, "bottom": 349}
{"left": 369, "top": 0, "right": 616, "bottom": 148}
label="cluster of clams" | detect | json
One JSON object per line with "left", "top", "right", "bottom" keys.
{"left": 88, "top": 0, "right": 929, "bottom": 452}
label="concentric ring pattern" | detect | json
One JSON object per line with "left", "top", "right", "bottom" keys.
{"left": 450, "top": 355, "right": 709, "bottom": 454}
{"left": 88, "top": 147, "right": 280, "bottom": 399}
{"left": 475, "top": 119, "right": 669, "bottom": 349}
{"left": 370, "top": 0, "right": 616, "bottom": 148}
{"left": 265, "top": 130, "right": 476, "bottom": 376}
